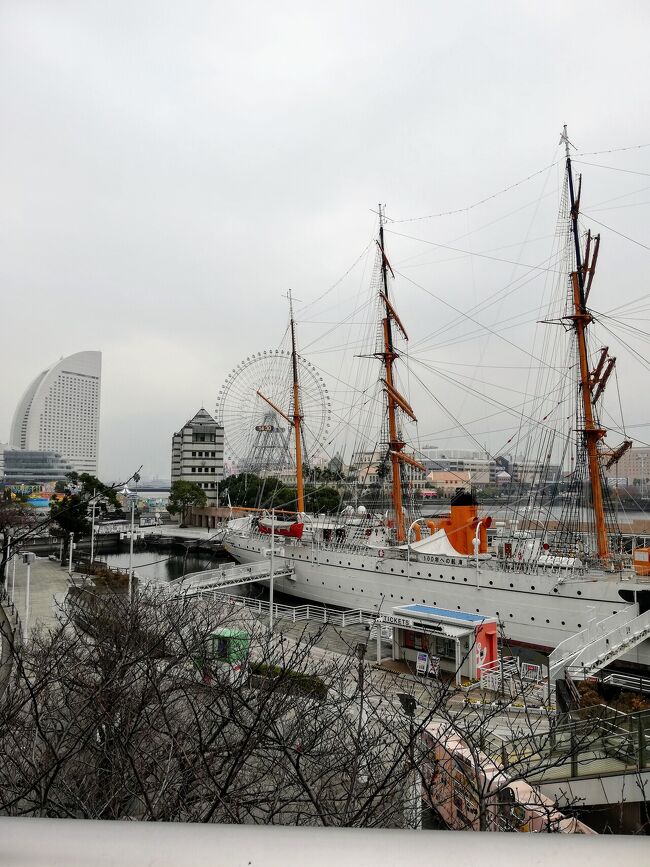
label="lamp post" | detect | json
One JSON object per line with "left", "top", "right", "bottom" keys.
{"left": 122, "top": 485, "right": 137, "bottom": 601}
{"left": 269, "top": 508, "right": 275, "bottom": 633}
{"left": 68, "top": 532, "right": 74, "bottom": 577}
{"left": 397, "top": 692, "right": 421, "bottom": 830}
{"left": 22, "top": 552, "right": 36, "bottom": 638}
{"left": 90, "top": 489, "right": 97, "bottom": 564}
{"left": 11, "top": 552, "right": 17, "bottom": 603}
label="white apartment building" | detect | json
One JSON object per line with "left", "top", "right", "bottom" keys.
{"left": 9, "top": 351, "right": 101, "bottom": 475}
{"left": 171, "top": 409, "right": 224, "bottom": 504}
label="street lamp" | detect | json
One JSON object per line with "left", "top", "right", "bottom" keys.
{"left": 122, "top": 485, "right": 137, "bottom": 601}
{"left": 89, "top": 488, "right": 97, "bottom": 564}
{"left": 397, "top": 692, "right": 421, "bottom": 830}
{"left": 22, "top": 552, "right": 36, "bottom": 638}
{"left": 269, "top": 508, "right": 275, "bottom": 632}
{"left": 68, "top": 532, "right": 75, "bottom": 577}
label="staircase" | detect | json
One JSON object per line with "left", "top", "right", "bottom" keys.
{"left": 549, "top": 606, "right": 650, "bottom": 682}
{"left": 164, "top": 559, "right": 294, "bottom": 596}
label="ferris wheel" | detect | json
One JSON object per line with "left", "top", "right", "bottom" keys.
{"left": 215, "top": 350, "right": 331, "bottom": 475}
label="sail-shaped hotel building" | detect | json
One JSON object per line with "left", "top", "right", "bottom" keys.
{"left": 10, "top": 351, "right": 101, "bottom": 475}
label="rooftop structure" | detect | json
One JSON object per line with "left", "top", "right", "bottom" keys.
{"left": 10, "top": 351, "right": 101, "bottom": 475}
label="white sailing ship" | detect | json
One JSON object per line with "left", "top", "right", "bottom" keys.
{"left": 224, "top": 133, "right": 650, "bottom": 669}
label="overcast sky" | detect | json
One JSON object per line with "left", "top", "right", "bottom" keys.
{"left": 1, "top": 1, "right": 649, "bottom": 482}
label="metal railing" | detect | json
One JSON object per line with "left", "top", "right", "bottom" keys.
{"left": 179, "top": 587, "right": 382, "bottom": 631}
{"left": 482, "top": 705, "right": 650, "bottom": 781}
{"left": 549, "top": 607, "right": 642, "bottom": 676}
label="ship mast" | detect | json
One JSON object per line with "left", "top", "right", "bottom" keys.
{"left": 563, "top": 126, "right": 609, "bottom": 561}
{"left": 378, "top": 205, "right": 408, "bottom": 542}
{"left": 288, "top": 289, "right": 305, "bottom": 514}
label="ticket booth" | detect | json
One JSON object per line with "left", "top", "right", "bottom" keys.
{"left": 379, "top": 605, "right": 497, "bottom": 685}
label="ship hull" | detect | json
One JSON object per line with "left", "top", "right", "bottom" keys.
{"left": 225, "top": 533, "right": 650, "bottom": 669}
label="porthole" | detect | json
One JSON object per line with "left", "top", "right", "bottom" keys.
{"left": 338, "top": 585, "right": 341, "bottom": 589}
{"left": 489, "top": 580, "right": 493, "bottom": 586}
{"left": 531, "top": 617, "right": 535, "bottom": 622}
{"left": 553, "top": 588, "right": 558, "bottom": 594}
{"left": 531, "top": 586, "right": 535, "bottom": 591}
{"left": 577, "top": 623, "right": 582, "bottom": 628}
{"left": 348, "top": 562, "right": 351, "bottom": 566}
{"left": 545, "top": 619, "right": 550, "bottom": 624}
{"left": 577, "top": 591, "right": 582, "bottom": 596}
{"left": 361, "top": 564, "right": 364, "bottom": 568}
{"left": 400, "top": 596, "right": 404, "bottom": 600}
{"left": 321, "top": 581, "right": 324, "bottom": 585}
{"left": 417, "top": 571, "right": 421, "bottom": 576}
{"left": 411, "top": 597, "right": 415, "bottom": 602}
{"left": 463, "top": 577, "right": 467, "bottom": 583}
{"left": 401, "top": 569, "right": 404, "bottom": 574}
{"left": 496, "top": 611, "right": 499, "bottom": 616}
{"left": 452, "top": 576, "right": 455, "bottom": 581}
{"left": 509, "top": 583, "right": 513, "bottom": 588}
{"left": 390, "top": 594, "right": 394, "bottom": 598}
{"left": 561, "top": 620, "right": 565, "bottom": 626}
{"left": 439, "top": 574, "right": 442, "bottom": 579}
{"left": 457, "top": 605, "right": 461, "bottom": 610}
{"left": 509, "top": 613, "right": 513, "bottom": 618}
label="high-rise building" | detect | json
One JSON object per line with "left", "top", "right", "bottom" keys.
{"left": 171, "top": 408, "right": 224, "bottom": 504}
{"left": 10, "top": 351, "right": 101, "bottom": 475}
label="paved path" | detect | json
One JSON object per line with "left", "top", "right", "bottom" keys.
{"left": 9, "top": 555, "right": 71, "bottom": 635}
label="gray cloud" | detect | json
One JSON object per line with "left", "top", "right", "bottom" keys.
{"left": 1, "top": 1, "right": 649, "bottom": 480}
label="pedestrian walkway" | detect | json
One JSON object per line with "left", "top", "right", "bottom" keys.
{"left": 8, "top": 555, "right": 71, "bottom": 634}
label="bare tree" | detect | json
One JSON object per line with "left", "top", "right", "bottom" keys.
{"left": 0, "top": 582, "right": 609, "bottom": 832}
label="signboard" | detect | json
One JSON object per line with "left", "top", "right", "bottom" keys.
{"left": 380, "top": 614, "right": 414, "bottom": 629}
{"left": 416, "top": 653, "right": 441, "bottom": 677}
{"left": 255, "top": 424, "right": 275, "bottom": 432}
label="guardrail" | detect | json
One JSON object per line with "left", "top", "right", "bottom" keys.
{"left": 180, "top": 587, "right": 382, "bottom": 631}
{"left": 482, "top": 704, "right": 650, "bottom": 781}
